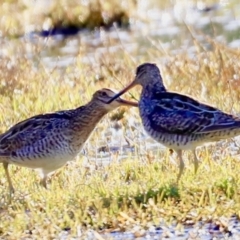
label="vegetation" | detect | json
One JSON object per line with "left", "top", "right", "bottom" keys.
{"left": 0, "top": 0, "right": 134, "bottom": 37}
{"left": 0, "top": 0, "right": 240, "bottom": 239}
{"left": 0, "top": 0, "right": 233, "bottom": 36}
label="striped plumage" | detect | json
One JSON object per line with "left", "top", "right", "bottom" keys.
{"left": 0, "top": 88, "right": 138, "bottom": 193}
{"left": 107, "top": 63, "right": 240, "bottom": 181}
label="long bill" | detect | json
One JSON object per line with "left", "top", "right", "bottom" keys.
{"left": 107, "top": 80, "right": 137, "bottom": 104}
{"left": 116, "top": 98, "right": 138, "bottom": 107}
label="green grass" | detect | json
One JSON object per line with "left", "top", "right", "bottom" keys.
{"left": 1, "top": 156, "right": 240, "bottom": 237}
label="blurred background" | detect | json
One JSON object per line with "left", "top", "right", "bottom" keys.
{"left": 0, "top": 0, "right": 240, "bottom": 70}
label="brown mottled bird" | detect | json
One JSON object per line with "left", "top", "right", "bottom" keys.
{"left": 107, "top": 63, "right": 240, "bottom": 181}
{"left": 0, "top": 88, "right": 138, "bottom": 193}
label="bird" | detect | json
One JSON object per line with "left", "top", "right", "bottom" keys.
{"left": 107, "top": 63, "right": 240, "bottom": 181}
{"left": 0, "top": 88, "right": 138, "bottom": 193}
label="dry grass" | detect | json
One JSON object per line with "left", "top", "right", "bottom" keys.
{"left": 0, "top": 0, "right": 135, "bottom": 36}
{"left": 1, "top": 2, "right": 240, "bottom": 238}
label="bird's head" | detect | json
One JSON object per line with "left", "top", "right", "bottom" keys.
{"left": 134, "top": 63, "right": 162, "bottom": 86}
{"left": 107, "top": 63, "right": 163, "bottom": 104}
{"left": 92, "top": 88, "right": 138, "bottom": 111}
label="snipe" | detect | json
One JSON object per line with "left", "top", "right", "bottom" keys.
{"left": 107, "top": 63, "right": 240, "bottom": 181}
{"left": 0, "top": 88, "right": 138, "bottom": 193}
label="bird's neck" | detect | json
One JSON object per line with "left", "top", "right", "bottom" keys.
{"left": 141, "top": 81, "right": 167, "bottom": 98}
{"left": 66, "top": 101, "right": 108, "bottom": 154}
{"left": 139, "top": 82, "right": 166, "bottom": 116}
{"left": 74, "top": 101, "right": 108, "bottom": 124}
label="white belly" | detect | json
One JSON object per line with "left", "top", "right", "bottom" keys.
{"left": 8, "top": 145, "right": 81, "bottom": 175}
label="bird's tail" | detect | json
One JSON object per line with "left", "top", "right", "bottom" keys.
{"left": 202, "top": 119, "right": 240, "bottom": 133}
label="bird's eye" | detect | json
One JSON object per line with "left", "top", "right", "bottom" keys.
{"left": 101, "top": 91, "right": 107, "bottom": 97}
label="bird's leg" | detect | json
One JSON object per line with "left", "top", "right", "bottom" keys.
{"left": 176, "top": 150, "right": 184, "bottom": 182}
{"left": 3, "top": 162, "right": 15, "bottom": 194}
{"left": 192, "top": 149, "right": 199, "bottom": 174}
{"left": 39, "top": 169, "right": 57, "bottom": 189}
{"left": 40, "top": 175, "right": 48, "bottom": 189}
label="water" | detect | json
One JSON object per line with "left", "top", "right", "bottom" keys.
{"left": 3, "top": 2, "right": 239, "bottom": 67}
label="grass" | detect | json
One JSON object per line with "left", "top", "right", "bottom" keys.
{"left": 0, "top": 0, "right": 134, "bottom": 37}
{"left": 1, "top": 155, "right": 240, "bottom": 238}
{"left": 0, "top": 36, "right": 240, "bottom": 237}
{"left": 1, "top": 2, "right": 240, "bottom": 238}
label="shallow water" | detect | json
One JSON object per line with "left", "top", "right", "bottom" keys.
{"left": 2, "top": 1, "right": 240, "bottom": 69}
